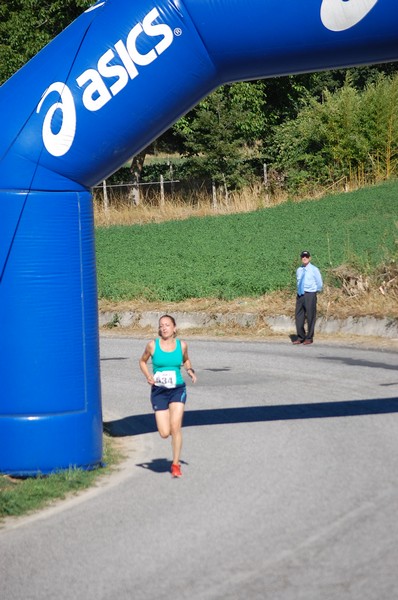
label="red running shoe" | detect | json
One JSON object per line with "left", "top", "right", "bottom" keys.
{"left": 171, "top": 463, "right": 182, "bottom": 478}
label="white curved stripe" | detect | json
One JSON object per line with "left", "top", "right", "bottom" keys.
{"left": 85, "top": 2, "right": 106, "bottom": 13}
{"left": 321, "top": 0, "right": 378, "bottom": 32}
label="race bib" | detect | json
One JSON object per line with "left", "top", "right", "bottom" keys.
{"left": 154, "top": 370, "right": 177, "bottom": 389}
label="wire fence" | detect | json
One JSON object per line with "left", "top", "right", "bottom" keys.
{"left": 92, "top": 176, "right": 181, "bottom": 210}
{"left": 92, "top": 162, "right": 275, "bottom": 210}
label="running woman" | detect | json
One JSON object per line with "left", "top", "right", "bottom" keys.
{"left": 139, "top": 314, "right": 197, "bottom": 478}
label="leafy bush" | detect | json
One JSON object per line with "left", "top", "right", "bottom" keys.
{"left": 272, "top": 74, "right": 398, "bottom": 193}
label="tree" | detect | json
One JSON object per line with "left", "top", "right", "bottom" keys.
{"left": 257, "top": 64, "right": 398, "bottom": 166}
{"left": 272, "top": 73, "right": 398, "bottom": 193}
{"left": 173, "top": 81, "right": 266, "bottom": 189}
{"left": 361, "top": 74, "right": 398, "bottom": 179}
{"left": 0, "top": 0, "right": 91, "bottom": 85}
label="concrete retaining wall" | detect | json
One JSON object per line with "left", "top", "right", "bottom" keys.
{"left": 99, "top": 310, "right": 398, "bottom": 339}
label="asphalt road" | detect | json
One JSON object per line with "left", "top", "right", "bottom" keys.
{"left": 1, "top": 336, "right": 398, "bottom": 600}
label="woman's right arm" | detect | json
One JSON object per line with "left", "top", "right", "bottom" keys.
{"left": 139, "top": 341, "right": 155, "bottom": 385}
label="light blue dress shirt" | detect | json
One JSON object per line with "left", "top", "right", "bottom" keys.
{"left": 296, "top": 263, "right": 323, "bottom": 295}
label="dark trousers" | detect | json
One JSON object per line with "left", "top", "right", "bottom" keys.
{"left": 295, "top": 292, "right": 317, "bottom": 341}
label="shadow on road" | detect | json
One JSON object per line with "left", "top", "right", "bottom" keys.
{"left": 319, "top": 356, "right": 398, "bottom": 371}
{"left": 136, "top": 458, "right": 189, "bottom": 473}
{"left": 136, "top": 458, "right": 171, "bottom": 473}
{"left": 103, "top": 396, "right": 398, "bottom": 438}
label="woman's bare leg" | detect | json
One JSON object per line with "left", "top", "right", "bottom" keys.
{"left": 169, "top": 402, "right": 185, "bottom": 465}
{"left": 155, "top": 409, "right": 171, "bottom": 439}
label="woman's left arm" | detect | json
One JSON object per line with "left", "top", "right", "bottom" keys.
{"left": 182, "top": 341, "right": 197, "bottom": 383}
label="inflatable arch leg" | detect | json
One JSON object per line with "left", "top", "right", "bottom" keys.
{"left": 0, "top": 191, "right": 102, "bottom": 474}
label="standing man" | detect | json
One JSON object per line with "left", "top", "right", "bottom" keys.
{"left": 293, "top": 250, "right": 323, "bottom": 345}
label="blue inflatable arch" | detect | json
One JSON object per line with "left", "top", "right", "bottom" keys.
{"left": 1, "top": 0, "right": 397, "bottom": 474}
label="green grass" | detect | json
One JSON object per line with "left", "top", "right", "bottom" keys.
{"left": 0, "top": 435, "right": 121, "bottom": 521}
{"left": 96, "top": 180, "right": 398, "bottom": 302}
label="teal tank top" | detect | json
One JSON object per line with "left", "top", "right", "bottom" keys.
{"left": 152, "top": 338, "right": 184, "bottom": 386}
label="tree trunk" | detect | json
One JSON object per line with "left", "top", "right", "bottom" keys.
{"left": 128, "top": 149, "right": 147, "bottom": 206}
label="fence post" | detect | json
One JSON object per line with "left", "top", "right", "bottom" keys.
{"left": 160, "top": 174, "right": 165, "bottom": 207}
{"left": 263, "top": 163, "right": 270, "bottom": 205}
{"left": 212, "top": 180, "right": 217, "bottom": 209}
{"left": 102, "top": 179, "right": 109, "bottom": 212}
{"left": 169, "top": 163, "right": 174, "bottom": 196}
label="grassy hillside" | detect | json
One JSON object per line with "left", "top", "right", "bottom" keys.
{"left": 95, "top": 181, "right": 398, "bottom": 302}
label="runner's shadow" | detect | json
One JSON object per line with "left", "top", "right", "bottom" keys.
{"left": 103, "top": 396, "right": 398, "bottom": 438}
{"left": 136, "top": 458, "right": 171, "bottom": 473}
{"left": 136, "top": 458, "right": 189, "bottom": 473}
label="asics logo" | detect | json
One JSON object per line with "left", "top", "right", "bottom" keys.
{"left": 37, "top": 7, "right": 175, "bottom": 157}
{"left": 321, "top": 0, "right": 378, "bottom": 32}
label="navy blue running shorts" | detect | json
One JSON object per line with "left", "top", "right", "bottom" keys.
{"left": 150, "top": 384, "right": 187, "bottom": 411}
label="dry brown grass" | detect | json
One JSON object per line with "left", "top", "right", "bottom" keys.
{"left": 93, "top": 178, "right": 370, "bottom": 227}
{"left": 93, "top": 185, "right": 279, "bottom": 226}
{"left": 99, "top": 284, "right": 398, "bottom": 322}
{"left": 94, "top": 185, "right": 360, "bottom": 227}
